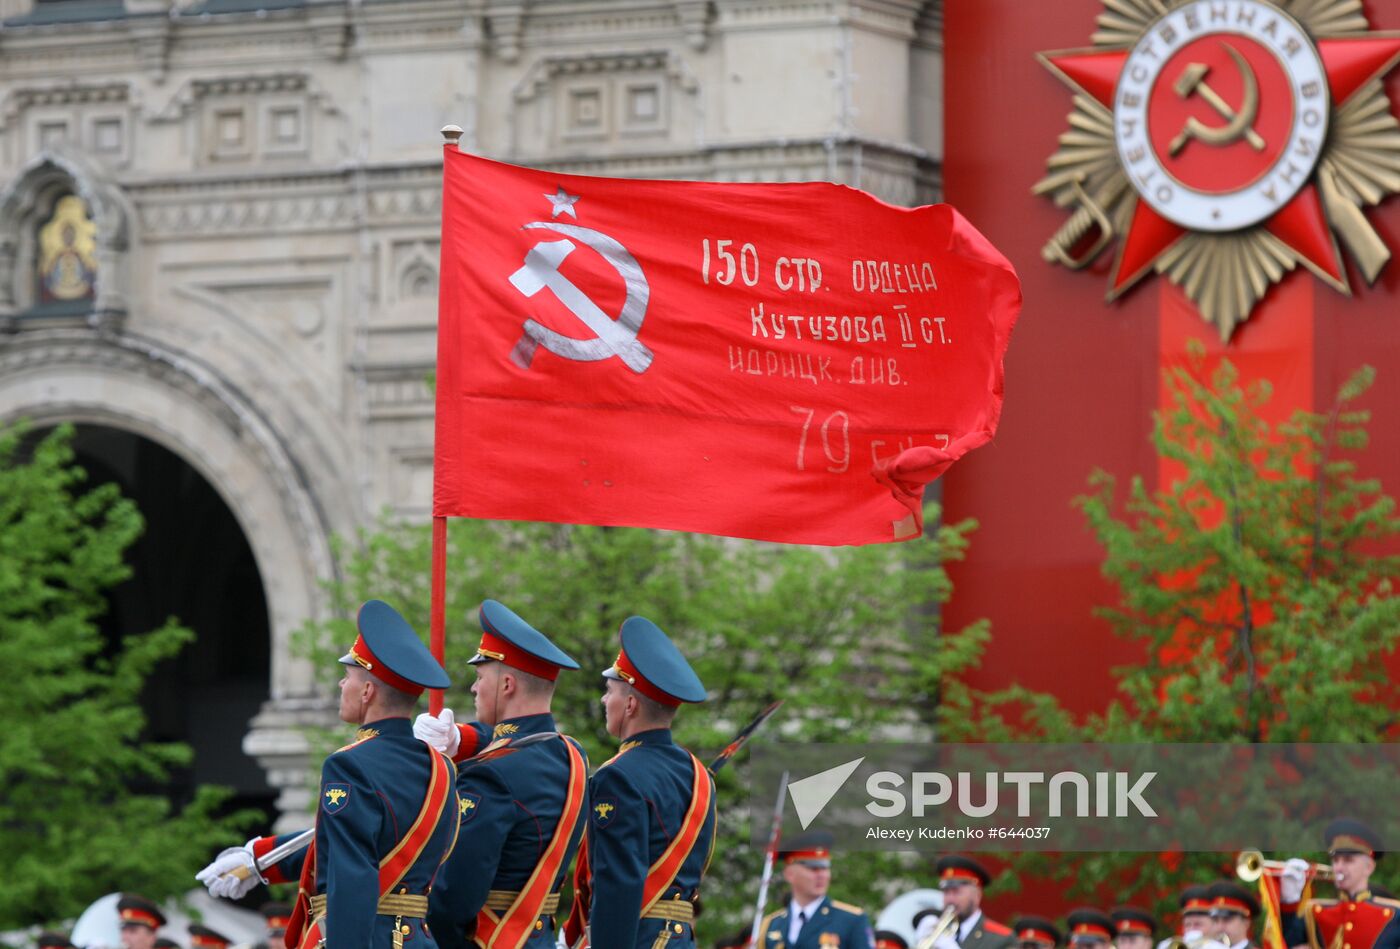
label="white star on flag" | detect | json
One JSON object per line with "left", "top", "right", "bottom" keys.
{"left": 544, "top": 187, "right": 580, "bottom": 219}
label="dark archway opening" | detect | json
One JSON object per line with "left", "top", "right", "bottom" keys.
{"left": 62, "top": 423, "right": 276, "bottom": 819}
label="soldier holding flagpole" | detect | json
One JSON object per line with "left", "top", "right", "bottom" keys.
{"left": 415, "top": 600, "right": 589, "bottom": 949}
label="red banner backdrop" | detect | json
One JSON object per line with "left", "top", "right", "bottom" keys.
{"left": 434, "top": 149, "right": 1020, "bottom": 546}
{"left": 943, "top": 0, "right": 1400, "bottom": 710}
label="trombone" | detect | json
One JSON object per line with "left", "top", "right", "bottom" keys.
{"left": 1236, "top": 849, "right": 1335, "bottom": 883}
{"left": 915, "top": 907, "right": 959, "bottom": 949}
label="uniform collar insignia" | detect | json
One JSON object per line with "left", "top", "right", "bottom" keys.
{"left": 354, "top": 726, "right": 380, "bottom": 742}
{"left": 492, "top": 722, "right": 520, "bottom": 738}
{"left": 617, "top": 739, "right": 642, "bottom": 755}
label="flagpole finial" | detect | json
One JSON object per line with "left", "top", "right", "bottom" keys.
{"left": 440, "top": 125, "right": 464, "bottom": 145}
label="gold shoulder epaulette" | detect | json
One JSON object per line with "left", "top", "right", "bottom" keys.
{"left": 760, "top": 908, "right": 784, "bottom": 931}
{"left": 830, "top": 900, "right": 865, "bottom": 915}
{"left": 333, "top": 726, "right": 381, "bottom": 753}
{"left": 1372, "top": 897, "right": 1400, "bottom": 909}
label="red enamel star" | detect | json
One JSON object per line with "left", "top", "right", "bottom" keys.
{"left": 1041, "top": 33, "right": 1400, "bottom": 296}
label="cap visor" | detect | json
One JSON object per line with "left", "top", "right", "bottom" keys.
{"left": 467, "top": 653, "right": 491, "bottom": 665}
{"left": 338, "top": 652, "right": 356, "bottom": 666}
{"left": 602, "top": 667, "right": 625, "bottom": 681}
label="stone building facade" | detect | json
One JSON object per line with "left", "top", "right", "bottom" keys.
{"left": 0, "top": 0, "right": 941, "bottom": 828}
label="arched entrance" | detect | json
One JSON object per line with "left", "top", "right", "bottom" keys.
{"left": 0, "top": 329, "right": 340, "bottom": 829}
{"left": 65, "top": 423, "right": 275, "bottom": 810}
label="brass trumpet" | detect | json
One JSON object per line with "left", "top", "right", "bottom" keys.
{"left": 916, "top": 907, "right": 960, "bottom": 949}
{"left": 1236, "top": 849, "right": 1335, "bottom": 883}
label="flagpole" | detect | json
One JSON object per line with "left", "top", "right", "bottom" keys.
{"left": 429, "top": 515, "right": 447, "bottom": 715}
{"left": 429, "top": 125, "right": 462, "bottom": 718}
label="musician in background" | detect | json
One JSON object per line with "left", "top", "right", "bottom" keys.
{"left": 1012, "top": 915, "right": 1062, "bottom": 949}
{"left": 1279, "top": 819, "right": 1400, "bottom": 949}
{"left": 1111, "top": 907, "right": 1158, "bottom": 949}
{"left": 915, "top": 857, "right": 1014, "bottom": 949}
{"left": 1205, "top": 881, "right": 1259, "bottom": 949}
{"left": 1066, "top": 909, "right": 1115, "bottom": 949}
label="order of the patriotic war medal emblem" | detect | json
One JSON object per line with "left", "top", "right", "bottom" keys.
{"left": 1035, "top": 0, "right": 1400, "bottom": 338}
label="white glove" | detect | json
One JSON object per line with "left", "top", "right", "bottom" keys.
{"left": 1280, "top": 857, "right": 1310, "bottom": 903}
{"left": 194, "top": 842, "right": 262, "bottom": 899}
{"left": 413, "top": 707, "right": 460, "bottom": 757}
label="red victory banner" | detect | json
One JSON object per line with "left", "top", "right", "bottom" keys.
{"left": 434, "top": 147, "right": 1021, "bottom": 547}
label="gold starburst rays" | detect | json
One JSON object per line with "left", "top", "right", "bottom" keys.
{"left": 1035, "top": 0, "right": 1400, "bottom": 340}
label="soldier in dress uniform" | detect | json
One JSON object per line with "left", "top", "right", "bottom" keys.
{"left": 1280, "top": 819, "right": 1400, "bottom": 949}
{"left": 756, "top": 830, "right": 876, "bottom": 949}
{"left": 1176, "top": 886, "right": 1216, "bottom": 946}
{"left": 117, "top": 895, "right": 166, "bottom": 949}
{"left": 1012, "top": 916, "right": 1062, "bottom": 949}
{"left": 195, "top": 599, "right": 460, "bottom": 949}
{"left": 253, "top": 902, "right": 293, "bottom": 949}
{"left": 1204, "top": 882, "right": 1259, "bottom": 949}
{"left": 917, "top": 857, "right": 1014, "bottom": 949}
{"left": 714, "top": 929, "right": 753, "bottom": 949}
{"left": 188, "top": 925, "right": 231, "bottom": 949}
{"left": 1065, "top": 910, "right": 1115, "bottom": 949}
{"left": 563, "top": 616, "right": 716, "bottom": 949}
{"left": 1111, "top": 908, "right": 1157, "bottom": 949}
{"left": 416, "top": 600, "right": 588, "bottom": 949}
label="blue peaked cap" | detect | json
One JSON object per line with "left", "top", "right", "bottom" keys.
{"left": 468, "top": 599, "right": 579, "bottom": 676}
{"left": 339, "top": 599, "right": 450, "bottom": 691}
{"left": 602, "top": 615, "right": 706, "bottom": 705}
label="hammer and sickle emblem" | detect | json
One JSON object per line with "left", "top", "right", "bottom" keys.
{"left": 508, "top": 221, "right": 654, "bottom": 374}
{"left": 1169, "top": 43, "right": 1266, "bottom": 156}
{"left": 325, "top": 788, "right": 347, "bottom": 806}
{"left": 595, "top": 802, "right": 615, "bottom": 820}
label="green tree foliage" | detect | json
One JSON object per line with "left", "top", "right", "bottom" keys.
{"left": 295, "top": 508, "right": 988, "bottom": 937}
{"left": 0, "top": 424, "right": 256, "bottom": 932}
{"left": 958, "top": 348, "right": 1400, "bottom": 913}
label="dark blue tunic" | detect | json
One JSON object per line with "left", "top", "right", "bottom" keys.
{"left": 257, "top": 718, "right": 460, "bottom": 949}
{"left": 428, "top": 713, "right": 588, "bottom": 949}
{"left": 760, "top": 897, "right": 876, "bottom": 949}
{"left": 586, "top": 728, "right": 716, "bottom": 949}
